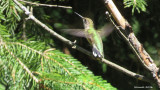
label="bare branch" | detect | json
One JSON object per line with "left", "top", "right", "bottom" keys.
{"left": 18, "top": 0, "right": 72, "bottom": 9}
{"left": 104, "top": 0, "right": 160, "bottom": 87}
{"left": 102, "top": 58, "right": 153, "bottom": 83}
{"left": 13, "top": 0, "right": 153, "bottom": 83}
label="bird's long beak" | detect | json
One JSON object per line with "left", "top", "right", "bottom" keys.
{"left": 74, "top": 12, "right": 84, "bottom": 19}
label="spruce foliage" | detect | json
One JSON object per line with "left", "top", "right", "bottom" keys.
{"left": 124, "top": 0, "right": 147, "bottom": 14}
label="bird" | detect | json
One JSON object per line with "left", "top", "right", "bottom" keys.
{"left": 61, "top": 12, "right": 114, "bottom": 59}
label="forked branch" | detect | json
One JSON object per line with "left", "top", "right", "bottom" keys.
{"left": 104, "top": 0, "right": 160, "bottom": 87}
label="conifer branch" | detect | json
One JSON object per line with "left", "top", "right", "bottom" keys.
{"left": 0, "top": 37, "right": 39, "bottom": 83}
{"left": 10, "top": 42, "right": 72, "bottom": 75}
{"left": 104, "top": 0, "right": 160, "bottom": 87}
{"left": 7, "top": 42, "right": 92, "bottom": 89}
{"left": 18, "top": 0, "right": 72, "bottom": 9}
{"left": 13, "top": 0, "right": 153, "bottom": 83}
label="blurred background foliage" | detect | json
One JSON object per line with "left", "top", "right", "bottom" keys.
{"left": 0, "top": 0, "right": 160, "bottom": 89}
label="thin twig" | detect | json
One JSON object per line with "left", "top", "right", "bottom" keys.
{"left": 105, "top": 11, "right": 151, "bottom": 70}
{"left": 18, "top": 0, "right": 72, "bottom": 9}
{"left": 13, "top": 0, "right": 153, "bottom": 83}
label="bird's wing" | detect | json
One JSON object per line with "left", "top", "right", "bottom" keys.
{"left": 60, "top": 29, "right": 86, "bottom": 37}
{"left": 98, "top": 23, "right": 115, "bottom": 38}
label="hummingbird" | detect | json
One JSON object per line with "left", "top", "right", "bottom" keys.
{"left": 61, "top": 12, "right": 114, "bottom": 59}
{"left": 74, "top": 12, "right": 104, "bottom": 58}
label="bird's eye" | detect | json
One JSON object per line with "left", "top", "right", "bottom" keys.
{"left": 83, "top": 19, "right": 87, "bottom": 23}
